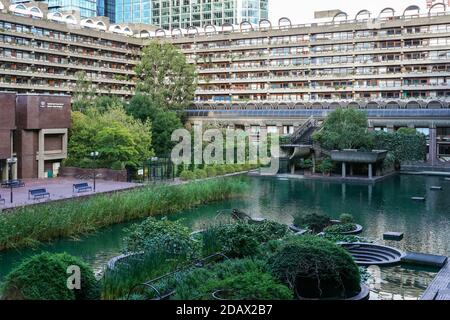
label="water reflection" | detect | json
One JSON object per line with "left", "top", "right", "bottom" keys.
{"left": 0, "top": 175, "right": 448, "bottom": 300}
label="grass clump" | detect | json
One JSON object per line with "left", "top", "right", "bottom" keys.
{"left": 0, "top": 177, "right": 248, "bottom": 251}
{"left": 1, "top": 252, "right": 99, "bottom": 300}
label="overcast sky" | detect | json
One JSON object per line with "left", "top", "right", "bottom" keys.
{"left": 269, "top": 0, "right": 429, "bottom": 24}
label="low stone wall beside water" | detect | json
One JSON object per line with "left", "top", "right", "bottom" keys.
{"left": 60, "top": 167, "right": 128, "bottom": 182}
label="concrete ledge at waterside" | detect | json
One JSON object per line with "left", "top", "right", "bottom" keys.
{"left": 383, "top": 232, "right": 404, "bottom": 241}
{"left": 402, "top": 252, "right": 448, "bottom": 268}
{"left": 266, "top": 172, "right": 397, "bottom": 184}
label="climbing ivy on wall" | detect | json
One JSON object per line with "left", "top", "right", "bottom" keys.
{"left": 373, "top": 130, "right": 427, "bottom": 164}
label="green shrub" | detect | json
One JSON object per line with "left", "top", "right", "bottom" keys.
{"left": 293, "top": 213, "right": 331, "bottom": 233}
{"left": 209, "top": 221, "right": 288, "bottom": 258}
{"left": 339, "top": 213, "right": 355, "bottom": 224}
{"left": 179, "top": 170, "right": 195, "bottom": 181}
{"left": 214, "top": 165, "right": 226, "bottom": 176}
{"left": 173, "top": 259, "right": 293, "bottom": 300}
{"left": 324, "top": 223, "right": 357, "bottom": 234}
{"left": 124, "top": 218, "right": 200, "bottom": 260}
{"left": 321, "top": 233, "right": 363, "bottom": 244}
{"left": 268, "top": 236, "right": 361, "bottom": 299}
{"left": 224, "top": 164, "right": 235, "bottom": 174}
{"left": 205, "top": 166, "right": 217, "bottom": 177}
{"left": 111, "top": 161, "right": 124, "bottom": 171}
{"left": 316, "top": 158, "right": 333, "bottom": 174}
{"left": 1, "top": 252, "right": 99, "bottom": 300}
{"left": 194, "top": 169, "right": 208, "bottom": 179}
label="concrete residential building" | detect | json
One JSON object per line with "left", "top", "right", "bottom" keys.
{"left": 0, "top": 1, "right": 145, "bottom": 98}
{"left": 163, "top": 4, "right": 450, "bottom": 164}
{"left": 0, "top": 2, "right": 449, "bottom": 165}
{"left": 0, "top": 93, "right": 71, "bottom": 180}
{"left": 151, "top": 0, "right": 269, "bottom": 30}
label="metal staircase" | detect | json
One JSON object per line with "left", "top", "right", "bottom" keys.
{"left": 289, "top": 116, "right": 317, "bottom": 145}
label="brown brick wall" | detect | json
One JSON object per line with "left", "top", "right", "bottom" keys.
{"left": 16, "top": 129, "right": 38, "bottom": 179}
{"left": 0, "top": 93, "right": 16, "bottom": 160}
{"left": 15, "top": 95, "right": 71, "bottom": 130}
{"left": 44, "top": 134, "right": 63, "bottom": 151}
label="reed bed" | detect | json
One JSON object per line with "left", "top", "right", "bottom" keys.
{"left": 0, "top": 177, "right": 249, "bottom": 251}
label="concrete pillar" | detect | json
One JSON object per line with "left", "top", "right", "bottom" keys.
{"left": 342, "top": 162, "right": 346, "bottom": 178}
{"left": 291, "top": 162, "right": 295, "bottom": 174}
{"left": 62, "top": 129, "right": 68, "bottom": 158}
{"left": 38, "top": 129, "right": 45, "bottom": 179}
{"left": 349, "top": 164, "right": 354, "bottom": 176}
{"left": 12, "top": 162, "right": 17, "bottom": 180}
{"left": 2, "top": 161, "right": 9, "bottom": 181}
{"left": 429, "top": 127, "right": 438, "bottom": 166}
{"left": 368, "top": 163, "right": 373, "bottom": 179}
{"left": 312, "top": 154, "right": 316, "bottom": 174}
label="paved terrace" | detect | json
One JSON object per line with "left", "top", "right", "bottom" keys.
{"left": 0, "top": 178, "right": 140, "bottom": 210}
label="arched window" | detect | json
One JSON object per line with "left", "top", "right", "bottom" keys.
{"left": 171, "top": 28, "right": 183, "bottom": 38}
{"left": 427, "top": 100, "right": 443, "bottom": 109}
{"left": 403, "top": 5, "right": 420, "bottom": 17}
{"left": 187, "top": 26, "right": 198, "bottom": 37}
{"left": 259, "top": 19, "right": 272, "bottom": 31}
{"left": 221, "top": 23, "right": 234, "bottom": 34}
{"left": 240, "top": 21, "right": 253, "bottom": 32}
{"left": 366, "top": 101, "right": 380, "bottom": 109}
{"left": 332, "top": 12, "right": 348, "bottom": 23}
{"left": 429, "top": 2, "right": 447, "bottom": 15}
{"left": 155, "top": 28, "right": 167, "bottom": 37}
{"left": 378, "top": 7, "right": 395, "bottom": 19}
{"left": 406, "top": 101, "right": 420, "bottom": 109}
{"left": 386, "top": 101, "right": 400, "bottom": 109}
{"left": 204, "top": 24, "right": 217, "bottom": 35}
{"left": 140, "top": 30, "right": 150, "bottom": 38}
{"left": 355, "top": 10, "right": 371, "bottom": 21}
{"left": 278, "top": 17, "right": 291, "bottom": 29}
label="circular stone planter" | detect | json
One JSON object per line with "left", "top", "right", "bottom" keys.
{"left": 297, "top": 284, "right": 370, "bottom": 301}
{"left": 330, "top": 220, "right": 364, "bottom": 235}
{"left": 212, "top": 289, "right": 236, "bottom": 301}
{"left": 340, "top": 243, "right": 405, "bottom": 266}
{"left": 107, "top": 252, "right": 143, "bottom": 270}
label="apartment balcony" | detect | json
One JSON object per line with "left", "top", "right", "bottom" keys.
{"left": 0, "top": 81, "right": 133, "bottom": 96}
{"left": 0, "top": 41, "right": 138, "bottom": 65}
{"left": 0, "top": 56, "right": 135, "bottom": 75}
{"left": 196, "top": 88, "right": 268, "bottom": 95}
{"left": 0, "top": 28, "right": 136, "bottom": 55}
{"left": 0, "top": 68, "right": 135, "bottom": 85}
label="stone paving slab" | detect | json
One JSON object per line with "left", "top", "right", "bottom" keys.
{"left": 0, "top": 178, "right": 139, "bottom": 210}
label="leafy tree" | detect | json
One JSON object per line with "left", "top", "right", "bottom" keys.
{"left": 134, "top": 41, "right": 197, "bottom": 112}
{"left": 66, "top": 106, "right": 153, "bottom": 170}
{"left": 93, "top": 95, "right": 124, "bottom": 113}
{"left": 72, "top": 71, "right": 96, "bottom": 112}
{"left": 151, "top": 111, "right": 183, "bottom": 156}
{"left": 126, "top": 93, "right": 159, "bottom": 122}
{"left": 313, "top": 108, "right": 374, "bottom": 150}
{"left": 96, "top": 124, "right": 138, "bottom": 170}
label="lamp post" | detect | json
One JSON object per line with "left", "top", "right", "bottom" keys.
{"left": 90, "top": 151, "right": 99, "bottom": 192}
{"left": 6, "top": 157, "right": 17, "bottom": 204}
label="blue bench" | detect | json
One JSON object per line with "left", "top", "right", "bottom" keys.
{"left": 28, "top": 188, "right": 50, "bottom": 200}
{"left": 73, "top": 183, "right": 93, "bottom": 193}
{"left": 1, "top": 180, "right": 25, "bottom": 188}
